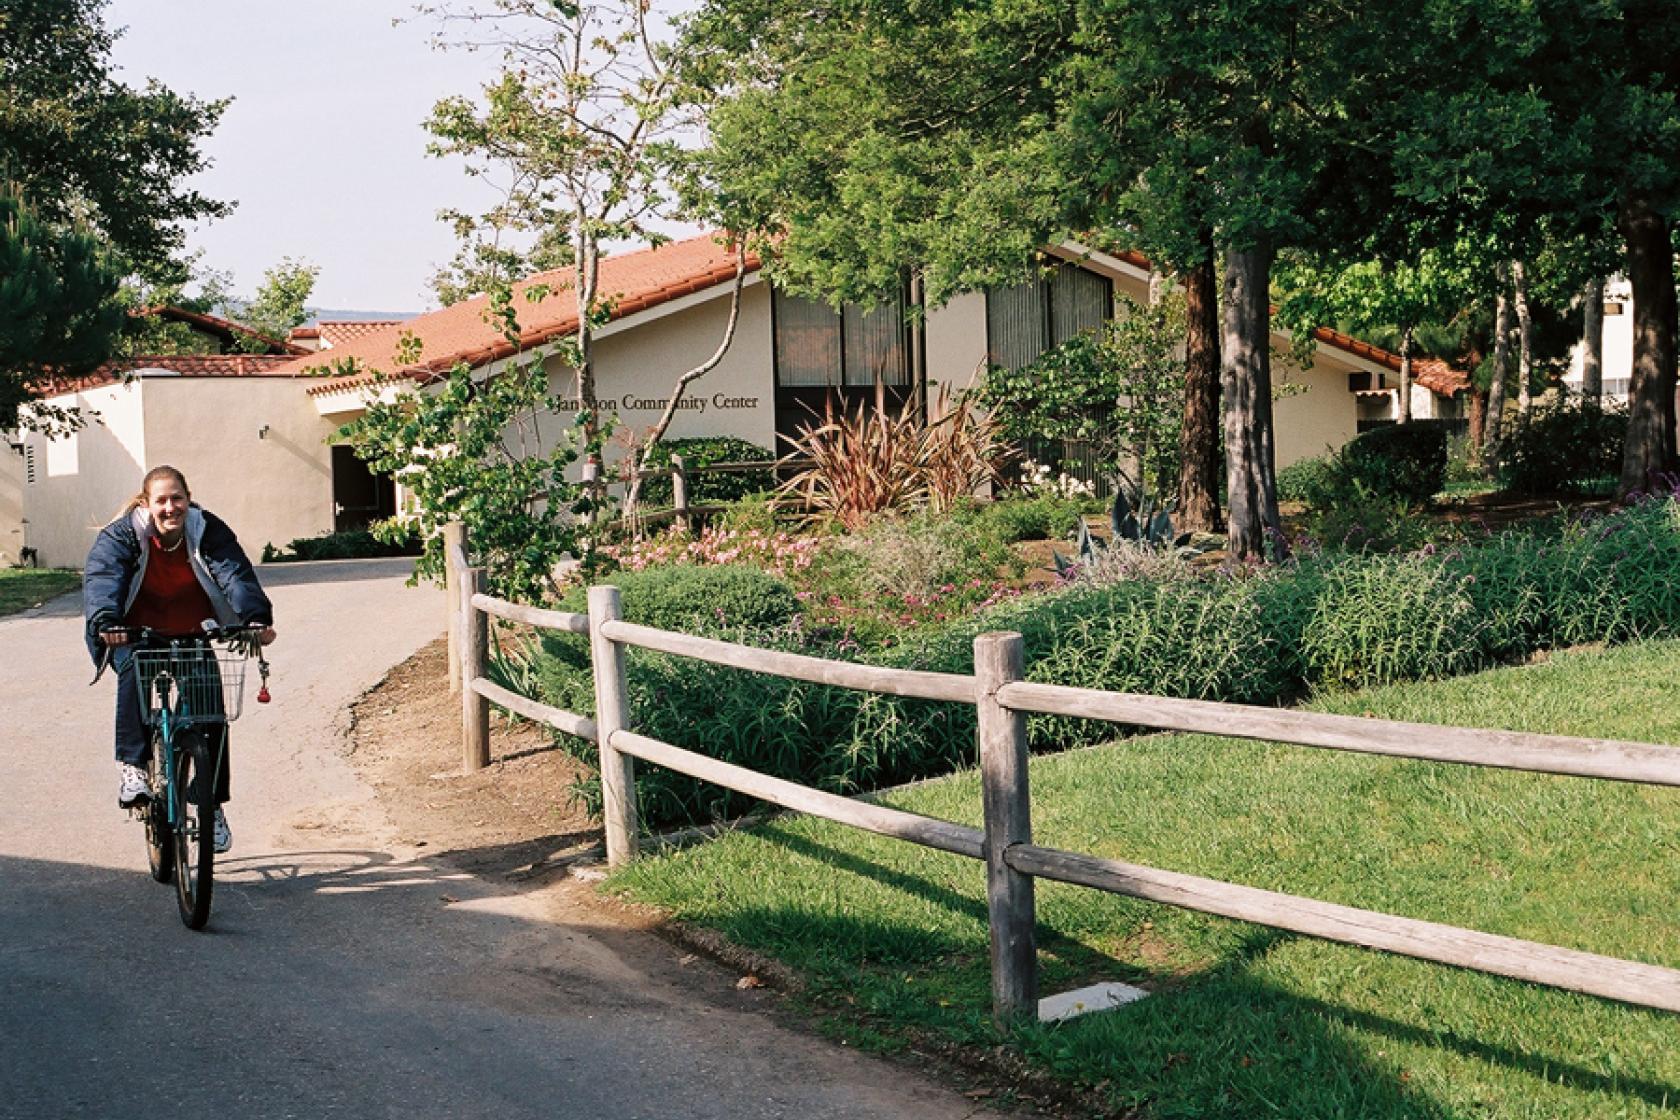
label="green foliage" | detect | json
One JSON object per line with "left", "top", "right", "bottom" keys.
{"left": 1501, "top": 396, "right": 1627, "bottom": 495}
{"left": 1338, "top": 422, "right": 1450, "bottom": 505}
{"left": 979, "top": 296, "right": 1185, "bottom": 496}
{"left": 336, "top": 290, "right": 604, "bottom": 603}
{"left": 235, "top": 257, "right": 318, "bottom": 351}
{"left": 972, "top": 494, "right": 1086, "bottom": 544}
{"left": 0, "top": 183, "right": 125, "bottom": 430}
{"left": 1298, "top": 554, "right": 1487, "bottom": 688}
{"left": 1298, "top": 480, "right": 1437, "bottom": 554}
{"left": 560, "top": 563, "right": 801, "bottom": 636}
{"left": 634, "top": 437, "right": 775, "bottom": 507}
{"left": 0, "top": 0, "right": 227, "bottom": 280}
{"left": 260, "top": 526, "right": 421, "bottom": 563}
{"left": 539, "top": 498, "right": 1680, "bottom": 830}
{"left": 815, "top": 511, "right": 1016, "bottom": 606}
{"left": 1281, "top": 427, "right": 1451, "bottom": 552}
{"left": 713, "top": 492, "right": 783, "bottom": 535}
{"left": 1274, "top": 454, "right": 1338, "bottom": 504}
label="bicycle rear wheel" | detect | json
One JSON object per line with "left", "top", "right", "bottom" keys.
{"left": 144, "top": 741, "right": 172, "bottom": 884}
{"left": 171, "top": 733, "right": 216, "bottom": 929}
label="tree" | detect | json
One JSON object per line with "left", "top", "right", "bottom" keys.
{"left": 235, "top": 257, "right": 319, "bottom": 350}
{"left": 0, "top": 0, "right": 227, "bottom": 424}
{"left": 423, "top": 1, "right": 687, "bottom": 444}
{"left": 1277, "top": 247, "right": 1476, "bottom": 425}
{"left": 0, "top": 0, "right": 227, "bottom": 280}
{"left": 0, "top": 184, "right": 124, "bottom": 431}
{"left": 979, "top": 293, "right": 1187, "bottom": 498}
{"left": 336, "top": 291, "right": 596, "bottom": 604}
{"left": 422, "top": 0, "right": 751, "bottom": 518}
{"left": 429, "top": 221, "right": 571, "bottom": 307}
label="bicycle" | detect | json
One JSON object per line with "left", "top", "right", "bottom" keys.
{"left": 108, "top": 623, "right": 270, "bottom": 929}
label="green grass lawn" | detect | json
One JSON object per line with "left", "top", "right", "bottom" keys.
{"left": 0, "top": 568, "right": 78, "bottom": 617}
{"left": 612, "top": 640, "right": 1680, "bottom": 1118}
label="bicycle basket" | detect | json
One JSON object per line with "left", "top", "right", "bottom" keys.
{"left": 130, "top": 643, "right": 250, "bottom": 726}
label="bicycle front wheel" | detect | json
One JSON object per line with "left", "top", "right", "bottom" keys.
{"left": 144, "top": 741, "right": 172, "bottom": 884}
{"left": 171, "top": 733, "right": 216, "bottom": 929}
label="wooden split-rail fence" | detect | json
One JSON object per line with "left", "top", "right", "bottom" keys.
{"left": 443, "top": 525, "right": 1680, "bottom": 1028}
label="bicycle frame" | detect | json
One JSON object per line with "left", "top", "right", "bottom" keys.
{"left": 121, "top": 626, "right": 264, "bottom": 832}
{"left": 138, "top": 642, "right": 232, "bottom": 837}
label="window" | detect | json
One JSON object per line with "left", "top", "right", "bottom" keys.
{"left": 24, "top": 444, "right": 36, "bottom": 485}
{"left": 985, "top": 260, "right": 1113, "bottom": 371}
{"left": 773, "top": 288, "right": 910, "bottom": 388}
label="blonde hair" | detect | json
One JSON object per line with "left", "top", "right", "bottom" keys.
{"left": 120, "top": 465, "right": 192, "bottom": 518}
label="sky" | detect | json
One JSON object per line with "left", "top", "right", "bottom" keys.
{"left": 105, "top": 1, "right": 512, "bottom": 312}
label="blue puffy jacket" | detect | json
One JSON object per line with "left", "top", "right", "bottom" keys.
{"left": 83, "top": 504, "right": 273, "bottom": 674}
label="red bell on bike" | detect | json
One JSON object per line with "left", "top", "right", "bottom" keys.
{"left": 257, "top": 685, "right": 271, "bottom": 703}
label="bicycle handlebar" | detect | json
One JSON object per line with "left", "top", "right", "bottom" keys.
{"left": 100, "top": 622, "right": 270, "bottom": 644}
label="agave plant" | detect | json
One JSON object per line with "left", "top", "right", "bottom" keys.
{"left": 1054, "top": 476, "right": 1201, "bottom": 579}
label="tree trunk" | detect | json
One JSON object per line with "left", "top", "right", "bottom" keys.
{"left": 1485, "top": 263, "right": 1511, "bottom": 472}
{"left": 573, "top": 213, "right": 602, "bottom": 447}
{"left": 1397, "top": 325, "right": 1414, "bottom": 424}
{"left": 1469, "top": 386, "right": 1486, "bottom": 449}
{"left": 1177, "top": 237, "right": 1223, "bottom": 534}
{"left": 1582, "top": 276, "right": 1605, "bottom": 400}
{"left": 1617, "top": 196, "right": 1679, "bottom": 497}
{"left": 1221, "top": 243, "right": 1285, "bottom": 561}
{"left": 1513, "top": 259, "right": 1534, "bottom": 419}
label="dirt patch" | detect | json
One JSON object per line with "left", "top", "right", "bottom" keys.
{"left": 344, "top": 640, "right": 1077, "bottom": 1117}
{"left": 346, "top": 637, "right": 602, "bottom": 876}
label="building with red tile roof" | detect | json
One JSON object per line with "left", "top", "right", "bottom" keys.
{"left": 9, "top": 231, "right": 1467, "bottom": 567}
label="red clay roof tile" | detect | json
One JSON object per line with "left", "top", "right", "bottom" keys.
{"left": 300, "top": 234, "right": 755, "bottom": 396}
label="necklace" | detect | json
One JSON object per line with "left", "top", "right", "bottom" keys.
{"left": 155, "top": 533, "right": 184, "bottom": 553}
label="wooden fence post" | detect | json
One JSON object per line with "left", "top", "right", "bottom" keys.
{"left": 975, "top": 631, "right": 1037, "bottom": 1028}
{"left": 461, "top": 567, "right": 490, "bottom": 771}
{"left": 589, "top": 584, "right": 638, "bottom": 866}
{"left": 444, "top": 521, "right": 465, "bottom": 695}
{"left": 672, "top": 454, "right": 691, "bottom": 535}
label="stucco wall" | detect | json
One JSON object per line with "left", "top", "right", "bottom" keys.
{"left": 0, "top": 439, "right": 24, "bottom": 566}
{"left": 1272, "top": 346, "right": 1360, "bottom": 469}
{"left": 142, "top": 377, "right": 338, "bottom": 558}
{"left": 924, "top": 291, "right": 989, "bottom": 401}
{"left": 21, "top": 380, "right": 150, "bottom": 568}
{"left": 544, "top": 282, "right": 778, "bottom": 458}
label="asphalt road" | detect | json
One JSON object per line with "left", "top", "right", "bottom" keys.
{"left": 0, "top": 559, "right": 1003, "bottom": 1120}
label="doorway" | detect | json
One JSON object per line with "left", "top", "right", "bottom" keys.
{"left": 331, "top": 445, "right": 396, "bottom": 531}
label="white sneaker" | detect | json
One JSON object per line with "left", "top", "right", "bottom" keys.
{"left": 118, "top": 763, "right": 150, "bottom": 808}
{"left": 212, "top": 808, "right": 232, "bottom": 854}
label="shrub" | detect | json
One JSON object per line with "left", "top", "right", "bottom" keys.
{"left": 262, "top": 525, "right": 421, "bottom": 563}
{"left": 815, "top": 511, "right": 1017, "bottom": 606}
{"left": 1275, "top": 454, "right": 1338, "bottom": 505}
{"left": 1501, "top": 396, "right": 1626, "bottom": 495}
{"left": 1337, "top": 421, "right": 1450, "bottom": 504}
{"left": 558, "top": 563, "right": 801, "bottom": 635}
{"left": 530, "top": 497, "right": 1680, "bottom": 832}
{"left": 1297, "top": 480, "right": 1437, "bottom": 554}
{"left": 714, "top": 492, "right": 783, "bottom": 534}
{"left": 635, "top": 437, "right": 776, "bottom": 507}
{"left": 976, "top": 494, "right": 1088, "bottom": 543}
{"left": 1297, "top": 554, "right": 1487, "bottom": 688}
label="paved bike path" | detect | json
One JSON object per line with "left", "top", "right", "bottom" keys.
{"left": 0, "top": 561, "right": 1004, "bottom": 1120}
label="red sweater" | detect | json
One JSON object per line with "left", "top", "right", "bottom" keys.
{"left": 126, "top": 536, "right": 217, "bottom": 637}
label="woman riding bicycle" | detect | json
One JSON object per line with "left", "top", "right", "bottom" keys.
{"left": 83, "top": 465, "right": 277, "bottom": 853}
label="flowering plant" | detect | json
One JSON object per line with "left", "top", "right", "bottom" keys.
{"left": 601, "top": 525, "right": 822, "bottom": 578}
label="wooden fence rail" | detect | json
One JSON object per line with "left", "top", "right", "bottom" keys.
{"left": 444, "top": 522, "right": 1680, "bottom": 1028}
